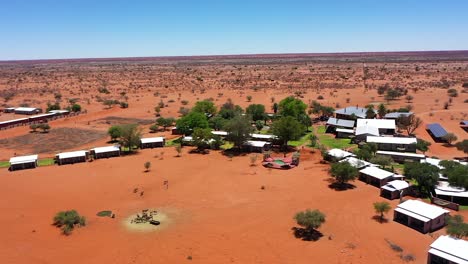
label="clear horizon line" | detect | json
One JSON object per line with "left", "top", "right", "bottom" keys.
{"left": 1, "top": 49, "right": 468, "bottom": 63}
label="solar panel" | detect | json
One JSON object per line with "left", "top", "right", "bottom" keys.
{"left": 427, "top": 123, "right": 448, "bottom": 138}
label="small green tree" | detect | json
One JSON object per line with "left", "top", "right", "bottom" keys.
{"left": 255, "top": 120, "right": 264, "bottom": 131}
{"left": 370, "top": 156, "right": 393, "bottom": 170}
{"left": 246, "top": 95, "right": 252, "bottom": 102}
{"left": 443, "top": 133, "right": 458, "bottom": 145}
{"left": 309, "top": 133, "right": 318, "bottom": 147}
{"left": 271, "top": 116, "right": 305, "bottom": 149}
{"left": 192, "top": 100, "right": 217, "bottom": 116}
{"left": 30, "top": 124, "right": 39, "bottom": 132}
{"left": 192, "top": 127, "right": 213, "bottom": 152}
{"left": 149, "top": 124, "right": 159, "bottom": 133}
{"left": 71, "top": 103, "right": 82, "bottom": 112}
{"left": 329, "top": 161, "right": 359, "bottom": 186}
{"left": 404, "top": 162, "right": 439, "bottom": 196}
{"left": 38, "top": 123, "right": 51, "bottom": 133}
{"left": 108, "top": 125, "right": 122, "bottom": 142}
{"left": 416, "top": 138, "right": 431, "bottom": 154}
{"left": 446, "top": 215, "right": 468, "bottom": 238}
{"left": 377, "top": 103, "right": 387, "bottom": 118}
{"left": 246, "top": 104, "right": 266, "bottom": 121}
{"left": 294, "top": 209, "right": 326, "bottom": 231}
{"left": 144, "top": 161, "right": 151, "bottom": 172}
{"left": 119, "top": 124, "right": 142, "bottom": 152}
{"left": 455, "top": 139, "right": 468, "bottom": 155}
{"left": 175, "top": 144, "right": 182, "bottom": 157}
{"left": 53, "top": 210, "right": 86, "bottom": 235}
{"left": 373, "top": 202, "right": 392, "bottom": 222}
{"left": 225, "top": 115, "right": 254, "bottom": 149}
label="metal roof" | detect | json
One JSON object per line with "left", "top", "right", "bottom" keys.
{"left": 376, "top": 150, "right": 425, "bottom": 158}
{"left": 355, "top": 125, "right": 380, "bottom": 136}
{"left": 57, "top": 150, "right": 87, "bottom": 159}
{"left": 14, "top": 107, "right": 38, "bottom": 112}
{"left": 250, "top": 133, "right": 277, "bottom": 139}
{"left": 356, "top": 119, "right": 396, "bottom": 130}
{"left": 92, "top": 145, "right": 120, "bottom": 154}
{"left": 366, "top": 136, "right": 417, "bottom": 145}
{"left": 359, "top": 166, "right": 394, "bottom": 180}
{"left": 339, "top": 157, "right": 374, "bottom": 168}
{"left": 140, "top": 137, "right": 165, "bottom": 144}
{"left": 396, "top": 199, "right": 449, "bottom": 220}
{"left": 429, "top": 236, "right": 468, "bottom": 263}
{"left": 381, "top": 180, "right": 409, "bottom": 191}
{"left": 327, "top": 148, "right": 355, "bottom": 159}
{"left": 460, "top": 120, "right": 468, "bottom": 126}
{"left": 326, "top": 118, "right": 355, "bottom": 128}
{"left": 426, "top": 123, "right": 448, "bottom": 138}
{"left": 384, "top": 112, "right": 413, "bottom": 119}
{"left": 244, "top": 140, "right": 270, "bottom": 148}
{"left": 9, "top": 155, "right": 38, "bottom": 165}
{"left": 211, "top": 131, "right": 228, "bottom": 136}
{"left": 334, "top": 106, "right": 372, "bottom": 118}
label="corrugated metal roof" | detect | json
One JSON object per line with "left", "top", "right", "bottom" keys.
{"left": 359, "top": 166, "right": 394, "bottom": 180}
{"left": 366, "top": 136, "right": 417, "bottom": 145}
{"left": 356, "top": 119, "right": 396, "bottom": 130}
{"left": 426, "top": 123, "right": 448, "bottom": 138}
{"left": 355, "top": 125, "right": 380, "bottom": 136}
{"left": 9, "top": 155, "right": 38, "bottom": 165}
{"left": 376, "top": 150, "right": 425, "bottom": 158}
{"left": 326, "top": 118, "right": 355, "bottom": 128}
{"left": 92, "top": 145, "right": 120, "bottom": 154}
{"left": 397, "top": 200, "right": 448, "bottom": 220}
{"left": 244, "top": 140, "right": 269, "bottom": 148}
{"left": 140, "top": 137, "right": 165, "bottom": 144}
{"left": 57, "top": 150, "right": 87, "bottom": 159}
{"left": 334, "top": 106, "right": 371, "bottom": 118}
{"left": 384, "top": 112, "right": 413, "bottom": 119}
{"left": 250, "top": 133, "right": 277, "bottom": 139}
{"left": 429, "top": 236, "right": 468, "bottom": 263}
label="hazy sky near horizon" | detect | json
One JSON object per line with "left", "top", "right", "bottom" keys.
{"left": 1, "top": 0, "right": 467, "bottom": 60}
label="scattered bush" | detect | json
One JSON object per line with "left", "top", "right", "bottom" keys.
{"left": 53, "top": 210, "right": 86, "bottom": 235}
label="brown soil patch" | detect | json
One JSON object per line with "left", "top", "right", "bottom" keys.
{"left": 96, "top": 116, "right": 154, "bottom": 126}
{"left": 0, "top": 127, "right": 107, "bottom": 153}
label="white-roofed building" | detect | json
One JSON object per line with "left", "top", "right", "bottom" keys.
{"left": 55, "top": 150, "right": 88, "bottom": 165}
{"left": 354, "top": 125, "right": 380, "bottom": 142}
{"left": 140, "top": 137, "right": 165, "bottom": 149}
{"left": 359, "top": 166, "right": 394, "bottom": 187}
{"left": 381, "top": 180, "right": 410, "bottom": 200}
{"left": 242, "top": 140, "right": 271, "bottom": 152}
{"left": 9, "top": 154, "right": 39, "bottom": 171}
{"left": 335, "top": 128, "right": 355, "bottom": 138}
{"left": 335, "top": 106, "right": 372, "bottom": 120}
{"left": 250, "top": 133, "right": 278, "bottom": 141}
{"left": 376, "top": 150, "right": 426, "bottom": 163}
{"left": 366, "top": 136, "right": 417, "bottom": 152}
{"left": 326, "top": 148, "right": 355, "bottom": 161}
{"left": 434, "top": 181, "right": 468, "bottom": 205}
{"left": 393, "top": 199, "right": 449, "bottom": 233}
{"left": 14, "top": 107, "right": 41, "bottom": 115}
{"left": 356, "top": 119, "right": 396, "bottom": 135}
{"left": 428, "top": 235, "right": 468, "bottom": 264}
{"left": 339, "top": 157, "right": 375, "bottom": 169}
{"left": 211, "top": 131, "right": 228, "bottom": 137}
{"left": 90, "top": 145, "right": 121, "bottom": 159}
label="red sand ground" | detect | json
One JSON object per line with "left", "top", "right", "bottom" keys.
{"left": 2, "top": 148, "right": 466, "bottom": 264}
{"left": 0, "top": 53, "right": 467, "bottom": 263}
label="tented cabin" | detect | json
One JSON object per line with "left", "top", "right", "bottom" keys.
{"left": 242, "top": 140, "right": 271, "bottom": 152}
{"left": 55, "top": 151, "right": 88, "bottom": 165}
{"left": 9, "top": 155, "right": 38, "bottom": 171}
{"left": 140, "top": 137, "right": 165, "bottom": 149}
{"left": 426, "top": 123, "right": 448, "bottom": 142}
{"left": 380, "top": 180, "right": 410, "bottom": 200}
{"left": 393, "top": 200, "right": 449, "bottom": 234}
{"left": 356, "top": 119, "right": 396, "bottom": 135}
{"left": 339, "top": 157, "right": 374, "bottom": 169}
{"left": 359, "top": 166, "right": 394, "bottom": 187}
{"left": 14, "top": 107, "right": 42, "bottom": 115}
{"left": 376, "top": 150, "right": 426, "bottom": 163}
{"left": 427, "top": 235, "right": 468, "bottom": 264}
{"left": 366, "top": 136, "right": 417, "bottom": 152}
{"left": 90, "top": 145, "right": 121, "bottom": 159}
{"left": 326, "top": 148, "right": 355, "bottom": 161}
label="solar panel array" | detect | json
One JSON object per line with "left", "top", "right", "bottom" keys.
{"left": 426, "top": 123, "right": 448, "bottom": 138}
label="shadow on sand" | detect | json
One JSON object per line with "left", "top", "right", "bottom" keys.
{"left": 292, "top": 227, "right": 323, "bottom": 241}
{"left": 325, "top": 178, "right": 356, "bottom": 191}
{"left": 371, "top": 215, "right": 389, "bottom": 224}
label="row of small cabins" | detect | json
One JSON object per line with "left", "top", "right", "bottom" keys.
{"left": 2, "top": 107, "right": 42, "bottom": 115}
{"left": 0, "top": 110, "right": 72, "bottom": 130}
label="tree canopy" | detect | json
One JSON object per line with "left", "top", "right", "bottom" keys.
{"left": 415, "top": 138, "right": 431, "bottom": 154}
{"left": 373, "top": 201, "right": 391, "bottom": 222}
{"left": 455, "top": 139, "right": 468, "bottom": 155}
{"left": 271, "top": 116, "right": 305, "bottom": 147}
{"left": 278, "top": 96, "right": 307, "bottom": 120}
{"left": 446, "top": 215, "right": 468, "bottom": 239}
{"left": 218, "top": 99, "right": 243, "bottom": 119}
{"left": 404, "top": 162, "right": 439, "bottom": 196}
{"left": 246, "top": 104, "right": 266, "bottom": 121}
{"left": 192, "top": 127, "right": 213, "bottom": 152}
{"left": 108, "top": 125, "right": 122, "bottom": 141}
{"left": 118, "top": 124, "right": 142, "bottom": 152}
{"left": 224, "top": 115, "right": 254, "bottom": 149}
{"left": 329, "top": 161, "right": 359, "bottom": 185}
{"left": 397, "top": 114, "right": 421, "bottom": 135}
{"left": 176, "top": 112, "right": 209, "bottom": 135}
{"left": 294, "top": 209, "right": 326, "bottom": 231}
{"left": 191, "top": 100, "right": 217, "bottom": 116}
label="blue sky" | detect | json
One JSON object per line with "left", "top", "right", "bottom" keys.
{"left": 1, "top": 0, "right": 467, "bottom": 60}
